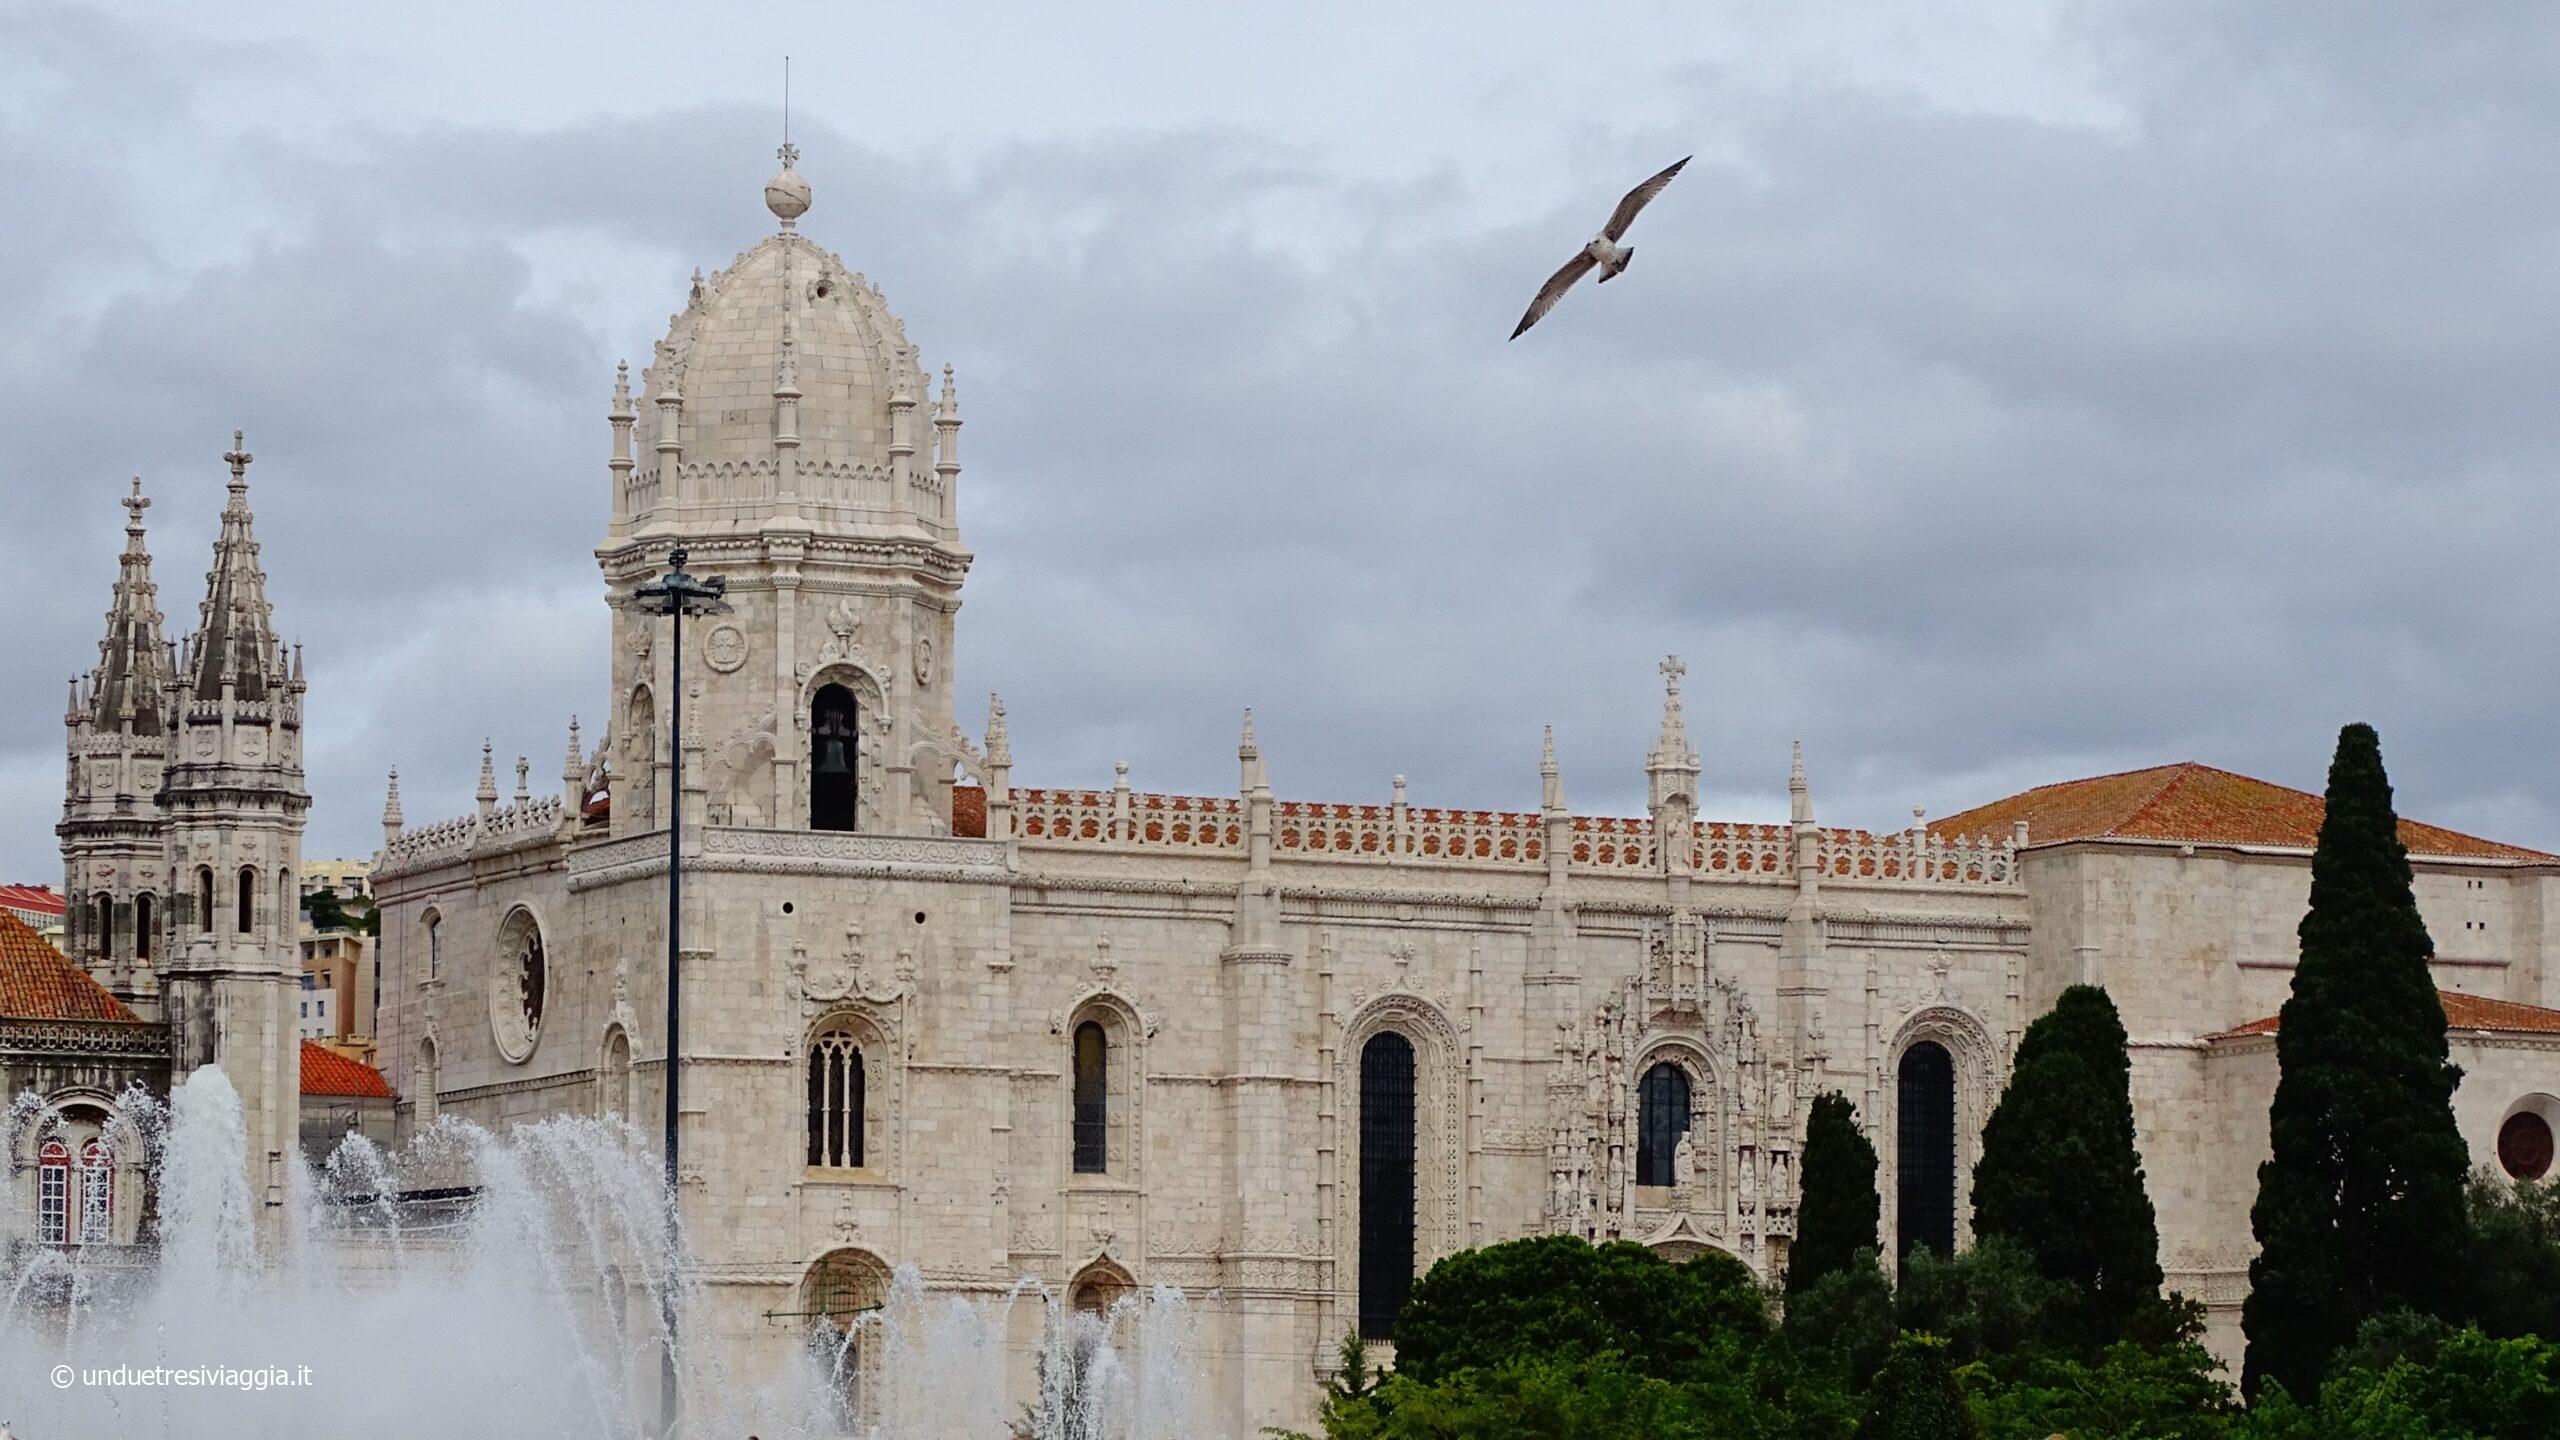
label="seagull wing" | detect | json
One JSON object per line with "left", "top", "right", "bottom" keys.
{"left": 1512, "top": 251, "right": 1599, "bottom": 340}
{"left": 1601, "top": 155, "right": 1692, "bottom": 241}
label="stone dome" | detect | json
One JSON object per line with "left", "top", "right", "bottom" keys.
{"left": 633, "top": 202, "right": 932, "bottom": 521}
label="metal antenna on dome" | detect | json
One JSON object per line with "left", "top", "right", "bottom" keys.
{"left": 781, "top": 54, "right": 793, "bottom": 163}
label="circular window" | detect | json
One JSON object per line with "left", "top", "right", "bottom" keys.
{"left": 488, "top": 907, "right": 548, "bottom": 1064}
{"left": 2500, "top": 1111, "right": 2554, "bottom": 1181}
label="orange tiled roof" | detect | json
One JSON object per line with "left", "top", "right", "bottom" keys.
{"left": 1931, "top": 762, "right": 2552, "bottom": 862}
{"left": 952, "top": 784, "right": 987, "bottom": 839}
{"left": 2215, "top": 988, "right": 2560, "bottom": 1040}
{"left": 0, "top": 911, "right": 144, "bottom": 1023}
{"left": 300, "top": 1040, "right": 395, "bottom": 1099}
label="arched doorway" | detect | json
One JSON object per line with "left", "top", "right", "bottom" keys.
{"left": 1358, "top": 1030, "right": 1417, "bottom": 1339}
{"left": 810, "top": 683, "right": 860, "bottom": 832}
{"left": 1897, "top": 1040, "right": 1956, "bottom": 1263}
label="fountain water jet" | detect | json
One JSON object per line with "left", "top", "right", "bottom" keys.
{"left": 2, "top": 1066, "right": 1228, "bottom": 1439}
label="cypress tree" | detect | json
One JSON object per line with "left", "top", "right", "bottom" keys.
{"left": 1970, "top": 983, "right": 2163, "bottom": 1347}
{"left": 2242, "top": 722, "right": 2471, "bottom": 1400}
{"left": 1789, "top": 1091, "right": 1882, "bottom": 1300}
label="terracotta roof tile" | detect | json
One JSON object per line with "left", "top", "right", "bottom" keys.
{"left": 951, "top": 784, "right": 986, "bottom": 839}
{"left": 300, "top": 1041, "right": 395, "bottom": 1099}
{"left": 0, "top": 884, "right": 66, "bottom": 918}
{"left": 0, "top": 911, "right": 144, "bottom": 1023}
{"left": 2214, "top": 988, "right": 2560, "bottom": 1040}
{"left": 1931, "top": 762, "right": 2552, "bottom": 862}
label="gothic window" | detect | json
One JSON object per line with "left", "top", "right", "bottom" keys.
{"left": 1359, "top": 1030, "right": 1418, "bottom": 1340}
{"left": 810, "top": 683, "right": 860, "bottom": 832}
{"left": 78, "top": 1139, "right": 113, "bottom": 1243}
{"left": 135, "top": 893, "right": 153, "bottom": 962}
{"left": 1072, "top": 1021, "right": 1109, "bottom": 1174}
{"left": 807, "top": 1025, "right": 866, "bottom": 1168}
{"left": 803, "top": 1248, "right": 889, "bottom": 1423}
{"left": 93, "top": 892, "right": 113, "bottom": 959}
{"left": 1636, "top": 1062, "right": 1693, "bottom": 1188}
{"left": 196, "top": 866, "right": 214, "bottom": 932}
{"left": 423, "top": 908, "right": 441, "bottom": 980}
{"left": 236, "top": 866, "right": 256, "bottom": 935}
{"left": 600, "top": 1027, "right": 632, "bottom": 1121}
{"left": 1897, "top": 1040, "right": 1957, "bottom": 1263}
{"left": 37, "top": 1138, "right": 69, "bottom": 1244}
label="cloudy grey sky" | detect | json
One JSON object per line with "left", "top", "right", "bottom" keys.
{"left": 8, "top": 1, "right": 2559, "bottom": 877}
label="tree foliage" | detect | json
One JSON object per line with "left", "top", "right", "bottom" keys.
{"left": 2463, "top": 1174, "right": 2560, "bottom": 1341}
{"left": 1387, "top": 1235, "right": 1768, "bottom": 1386}
{"left": 1783, "top": 1247, "right": 1895, "bottom": 1383}
{"left": 1970, "top": 983, "right": 2163, "bottom": 1346}
{"left": 1856, "top": 1334, "right": 1975, "bottom": 1440}
{"left": 1893, "top": 1236, "right": 2074, "bottom": 1370}
{"left": 2238, "top": 1328, "right": 2560, "bottom": 1440}
{"left": 1791, "top": 1093, "right": 1882, "bottom": 1300}
{"left": 2243, "top": 723, "right": 2472, "bottom": 1399}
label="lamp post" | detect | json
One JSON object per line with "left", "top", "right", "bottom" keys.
{"left": 631, "top": 544, "right": 727, "bottom": 1430}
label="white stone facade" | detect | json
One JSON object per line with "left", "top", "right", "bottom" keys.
{"left": 342, "top": 157, "right": 2560, "bottom": 1432}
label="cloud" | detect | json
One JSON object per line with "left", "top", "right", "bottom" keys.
{"left": 8, "top": 3, "right": 2560, "bottom": 882}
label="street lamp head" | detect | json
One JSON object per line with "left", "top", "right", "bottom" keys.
{"left": 634, "top": 545, "right": 732, "bottom": 617}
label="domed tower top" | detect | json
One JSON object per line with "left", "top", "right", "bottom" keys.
{"left": 607, "top": 147, "right": 961, "bottom": 548}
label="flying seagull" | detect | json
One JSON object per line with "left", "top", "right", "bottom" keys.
{"left": 1509, "top": 156, "right": 1691, "bottom": 340}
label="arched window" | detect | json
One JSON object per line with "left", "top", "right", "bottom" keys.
{"left": 1897, "top": 1041, "right": 1957, "bottom": 1263}
{"left": 810, "top": 683, "right": 860, "bottom": 832}
{"left": 626, "top": 685, "right": 658, "bottom": 829}
{"left": 236, "top": 866, "right": 256, "bottom": 935}
{"left": 415, "top": 1037, "right": 440, "bottom": 1126}
{"left": 196, "top": 866, "right": 215, "bottom": 932}
{"left": 1636, "top": 1062, "right": 1693, "bottom": 1188}
{"left": 1072, "top": 1021, "right": 1109, "bottom": 1174}
{"left": 807, "top": 1024, "right": 866, "bottom": 1168}
{"left": 804, "top": 1248, "right": 889, "bottom": 1422}
{"left": 37, "top": 1138, "right": 70, "bottom": 1244}
{"left": 600, "top": 1027, "right": 632, "bottom": 1121}
{"left": 134, "top": 893, "right": 153, "bottom": 962}
{"left": 78, "top": 1138, "right": 113, "bottom": 1243}
{"left": 92, "top": 892, "right": 113, "bottom": 959}
{"left": 1069, "top": 1259, "right": 1134, "bottom": 1316}
{"left": 422, "top": 908, "right": 441, "bottom": 981}
{"left": 1359, "top": 1030, "right": 1418, "bottom": 1339}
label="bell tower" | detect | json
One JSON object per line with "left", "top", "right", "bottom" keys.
{"left": 159, "top": 431, "right": 310, "bottom": 1219}
{"left": 598, "top": 149, "right": 973, "bottom": 838}
{"left": 60, "top": 477, "right": 175, "bottom": 1013}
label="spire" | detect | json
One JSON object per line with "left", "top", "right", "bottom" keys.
{"left": 513, "top": 754, "right": 531, "bottom": 805}
{"left": 1238, "top": 708, "right": 1267, "bottom": 795}
{"left": 86, "top": 477, "right": 172, "bottom": 735}
{"left": 1541, "top": 724, "right": 1566, "bottom": 815}
{"left": 1789, "top": 740, "right": 1814, "bottom": 826}
{"left": 476, "top": 740, "right": 499, "bottom": 818}
{"left": 564, "top": 716, "right": 585, "bottom": 779}
{"left": 189, "top": 431, "right": 284, "bottom": 703}
{"left": 1644, "top": 653, "right": 1701, "bottom": 816}
{"left": 1646, "top": 653, "right": 1698, "bottom": 775}
{"left": 933, "top": 363, "right": 962, "bottom": 487}
{"left": 984, "top": 691, "right": 1011, "bottom": 768}
{"left": 382, "top": 767, "right": 404, "bottom": 843}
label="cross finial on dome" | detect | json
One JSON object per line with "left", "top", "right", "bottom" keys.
{"left": 765, "top": 54, "right": 809, "bottom": 228}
